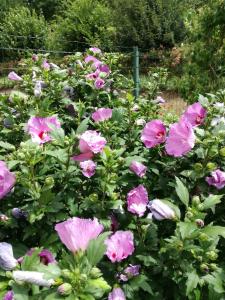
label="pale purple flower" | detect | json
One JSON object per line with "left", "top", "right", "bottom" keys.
{"left": 34, "top": 81, "right": 42, "bottom": 97}
{"left": 165, "top": 121, "right": 195, "bottom": 157}
{"left": 141, "top": 120, "right": 166, "bottom": 148}
{"left": 129, "top": 161, "right": 147, "bottom": 177}
{"left": 153, "top": 96, "right": 165, "bottom": 104}
{"left": 85, "top": 55, "right": 101, "bottom": 69}
{"left": 124, "top": 264, "right": 140, "bottom": 277}
{"left": 0, "top": 242, "right": 17, "bottom": 270}
{"left": 108, "top": 287, "right": 126, "bottom": 300}
{"left": 12, "top": 271, "right": 54, "bottom": 287}
{"left": 206, "top": 169, "right": 225, "bottom": 189}
{"left": 127, "top": 185, "right": 148, "bottom": 217}
{"left": 55, "top": 217, "right": 104, "bottom": 252}
{"left": 39, "top": 249, "right": 56, "bottom": 265}
{"left": 71, "top": 152, "right": 94, "bottom": 162}
{"left": 92, "top": 108, "right": 112, "bottom": 122}
{"left": 26, "top": 116, "right": 61, "bottom": 144}
{"left": 89, "top": 47, "right": 101, "bottom": 54}
{"left": 148, "top": 199, "right": 175, "bottom": 220}
{"left": 42, "top": 59, "right": 50, "bottom": 70}
{"left": 0, "top": 161, "right": 16, "bottom": 200}
{"left": 131, "top": 104, "right": 139, "bottom": 112}
{"left": 94, "top": 78, "right": 105, "bottom": 89}
{"left": 136, "top": 119, "right": 146, "bottom": 126}
{"left": 105, "top": 231, "right": 134, "bottom": 262}
{"left": 79, "top": 130, "right": 107, "bottom": 154}
{"left": 3, "top": 291, "right": 14, "bottom": 300}
{"left": 80, "top": 160, "right": 96, "bottom": 178}
{"left": 32, "top": 54, "right": 38, "bottom": 62}
{"left": 8, "top": 71, "right": 22, "bottom": 81}
{"left": 181, "top": 102, "right": 207, "bottom": 126}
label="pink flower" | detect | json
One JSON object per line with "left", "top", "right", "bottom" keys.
{"left": 80, "top": 160, "right": 96, "bottom": 178}
{"left": 79, "top": 130, "right": 106, "bottom": 154}
{"left": 8, "top": 72, "right": 22, "bottom": 81}
{"left": 141, "top": 120, "right": 166, "bottom": 148}
{"left": 99, "top": 64, "right": 110, "bottom": 74}
{"left": 105, "top": 231, "right": 134, "bottom": 262}
{"left": 153, "top": 96, "right": 165, "bottom": 104}
{"left": 85, "top": 55, "right": 99, "bottom": 64}
{"left": 148, "top": 199, "right": 175, "bottom": 220}
{"left": 165, "top": 121, "right": 195, "bottom": 157}
{"left": 92, "top": 108, "right": 112, "bottom": 122}
{"left": 0, "top": 161, "right": 16, "bottom": 200}
{"left": 39, "top": 249, "right": 56, "bottom": 265}
{"left": 42, "top": 59, "right": 50, "bottom": 70}
{"left": 94, "top": 78, "right": 105, "bottom": 89}
{"left": 89, "top": 47, "right": 101, "bottom": 54}
{"left": 206, "top": 169, "right": 225, "bottom": 189}
{"left": 55, "top": 217, "right": 103, "bottom": 252}
{"left": 71, "top": 152, "right": 94, "bottom": 162}
{"left": 3, "top": 291, "right": 14, "bottom": 300}
{"left": 32, "top": 54, "right": 38, "bottom": 62}
{"left": 26, "top": 116, "right": 61, "bottom": 144}
{"left": 129, "top": 161, "right": 147, "bottom": 177}
{"left": 127, "top": 185, "right": 148, "bottom": 217}
{"left": 108, "top": 287, "right": 126, "bottom": 300}
{"left": 181, "top": 102, "right": 207, "bottom": 126}
{"left": 86, "top": 70, "right": 100, "bottom": 80}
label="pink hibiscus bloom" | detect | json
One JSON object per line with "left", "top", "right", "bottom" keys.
{"left": 86, "top": 70, "right": 100, "bottom": 80}
{"left": 89, "top": 47, "right": 101, "bottom": 54}
{"left": 71, "top": 152, "right": 94, "bottom": 162}
{"left": 0, "top": 161, "right": 16, "bottom": 200}
{"left": 92, "top": 108, "right": 112, "bottom": 122}
{"left": 105, "top": 231, "right": 134, "bottom": 262}
{"left": 206, "top": 169, "right": 225, "bottom": 189}
{"left": 8, "top": 72, "right": 22, "bottom": 81}
{"left": 141, "top": 120, "right": 166, "bottom": 148}
{"left": 55, "top": 217, "right": 103, "bottom": 253}
{"left": 129, "top": 161, "right": 147, "bottom": 177}
{"left": 165, "top": 121, "right": 195, "bottom": 157}
{"left": 79, "top": 130, "right": 106, "bottom": 154}
{"left": 181, "top": 102, "right": 207, "bottom": 126}
{"left": 42, "top": 59, "right": 50, "bottom": 70}
{"left": 127, "top": 185, "right": 148, "bottom": 217}
{"left": 94, "top": 78, "right": 105, "bottom": 89}
{"left": 3, "top": 291, "right": 14, "bottom": 300}
{"left": 26, "top": 116, "right": 61, "bottom": 144}
{"left": 99, "top": 64, "right": 110, "bottom": 75}
{"left": 108, "top": 287, "right": 126, "bottom": 300}
{"left": 80, "top": 160, "right": 96, "bottom": 178}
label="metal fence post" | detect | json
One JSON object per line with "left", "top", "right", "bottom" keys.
{"left": 133, "top": 46, "right": 140, "bottom": 100}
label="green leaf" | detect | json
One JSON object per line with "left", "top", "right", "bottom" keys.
{"left": 45, "top": 149, "right": 68, "bottom": 163}
{"left": 186, "top": 270, "right": 199, "bottom": 295}
{"left": 0, "top": 141, "right": 15, "bottom": 151}
{"left": 130, "top": 275, "right": 153, "bottom": 295}
{"left": 178, "top": 222, "right": 198, "bottom": 240}
{"left": 136, "top": 255, "right": 157, "bottom": 266}
{"left": 87, "top": 232, "right": 110, "bottom": 266}
{"left": 202, "top": 195, "right": 223, "bottom": 211}
{"left": 12, "top": 283, "right": 29, "bottom": 300}
{"left": 202, "top": 226, "right": 225, "bottom": 238}
{"left": 204, "top": 273, "right": 225, "bottom": 294}
{"left": 76, "top": 118, "right": 89, "bottom": 134}
{"left": 175, "top": 177, "right": 189, "bottom": 207}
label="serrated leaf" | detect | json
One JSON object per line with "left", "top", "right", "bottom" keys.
{"left": 202, "top": 226, "right": 225, "bottom": 238}
{"left": 175, "top": 177, "right": 189, "bottom": 207}
{"left": 202, "top": 195, "right": 223, "bottom": 211}
{"left": 186, "top": 270, "right": 199, "bottom": 295}
{"left": 87, "top": 232, "right": 110, "bottom": 266}
{"left": 178, "top": 222, "right": 198, "bottom": 239}
{"left": 0, "top": 141, "right": 15, "bottom": 151}
{"left": 76, "top": 118, "right": 89, "bottom": 134}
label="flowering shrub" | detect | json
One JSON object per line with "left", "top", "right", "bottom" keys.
{"left": 0, "top": 49, "right": 225, "bottom": 299}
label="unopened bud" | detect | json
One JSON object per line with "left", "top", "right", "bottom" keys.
{"left": 219, "top": 147, "right": 225, "bottom": 157}
{"left": 44, "top": 177, "right": 54, "bottom": 187}
{"left": 0, "top": 214, "right": 9, "bottom": 222}
{"left": 195, "top": 219, "right": 204, "bottom": 228}
{"left": 200, "top": 264, "right": 209, "bottom": 273}
{"left": 12, "top": 208, "right": 28, "bottom": 219}
{"left": 206, "top": 162, "right": 216, "bottom": 171}
{"left": 206, "top": 251, "right": 218, "bottom": 261}
{"left": 192, "top": 196, "right": 200, "bottom": 206}
{"left": 194, "top": 163, "right": 203, "bottom": 172}
{"left": 57, "top": 283, "right": 72, "bottom": 296}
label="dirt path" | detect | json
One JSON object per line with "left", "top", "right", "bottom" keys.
{"left": 160, "top": 90, "right": 187, "bottom": 116}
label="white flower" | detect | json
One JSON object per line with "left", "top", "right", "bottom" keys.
{"left": 0, "top": 242, "right": 17, "bottom": 270}
{"left": 136, "top": 119, "right": 146, "bottom": 126}
{"left": 148, "top": 199, "right": 175, "bottom": 220}
{"left": 13, "top": 271, "right": 54, "bottom": 287}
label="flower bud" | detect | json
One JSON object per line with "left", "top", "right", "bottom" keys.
{"left": 148, "top": 199, "right": 175, "bottom": 220}
{"left": 206, "top": 162, "right": 216, "bottom": 171}
{"left": 12, "top": 208, "right": 28, "bottom": 219}
{"left": 13, "top": 271, "right": 54, "bottom": 287}
{"left": 61, "top": 269, "right": 73, "bottom": 279}
{"left": 89, "top": 193, "right": 98, "bottom": 202}
{"left": 0, "top": 243, "right": 17, "bottom": 270}
{"left": 90, "top": 267, "right": 102, "bottom": 279}
{"left": 192, "top": 196, "right": 200, "bottom": 206}
{"left": 199, "top": 233, "right": 209, "bottom": 241}
{"left": 194, "top": 163, "right": 203, "bottom": 172}
{"left": 185, "top": 212, "right": 193, "bottom": 219}
{"left": 195, "top": 219, "right": 204, "bottom": 228}
{"left": 0, "top": 214, "right": 9, "bottom": 222}
{"left": 206, "top": 251, "right": 218, "bottom": 261}
{"left": 210, "top": 263, "right": 217, "bottom": 271}
{"left": 200, "top": 263, "right": 209, "bottom": 273}
{"left": 57, "top": 283, "right": 72, "bottom": 296}
{"left": 44, "top": 177, "right": 54, "bottom": 187}
{"left": 219, "top": 147, "right": 225, "bottom": 157}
